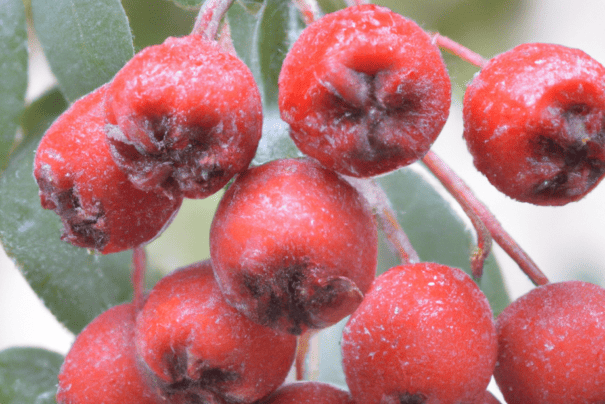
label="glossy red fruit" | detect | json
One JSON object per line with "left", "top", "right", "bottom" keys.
{"left": 56, "top": 303, "right": 161, "bottom": 404}
{"left": 210, "top": 158, "right": 378, "bottom": 335}
{"left": 135, "top": 260, "right": 297, "bottom": 404}
{"left": 33, "top": 85, "right": 182, "bottom": 254}
{"left": 463, "top": 43, "right": 605, "bottom": 206}
{"left": 260, "top": 382, "right": 355, "bottom": 404}
{"left": 105, "top": 34, "right": 262, "bottom": 199}
{"left": 278, "top": 4, "right": 451, "bottom": 178}
{"left": 494, "top": 281, "right": 605, "bottom": 404}
{"left": 341, "top": 262, "right": 497, "bottom": 404}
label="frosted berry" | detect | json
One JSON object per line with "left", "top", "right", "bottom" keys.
{"left": 210, "top": 158, "right": 377, "bottom": 335}
{"left": 278, "top": 4, "right": 451, "bottom": 177}
{"left": 105, "top": 34, "right": 262, "bottom": 199}
{"left": 494, "top": 281, "right": 605, "bottom": 404}
{"left": 33, "top": 85, "right": 182, "bottom": 254}
{"left": 463, "top": 43, "right": 605, "bottom": 205}
{"left": 473, "top": 391, "right": 502, "bottom": 404}
{"left": 135, "top": 260, "right": 297, "bottom": 404}
{"left": 56, "top": 303, "right": 161, "bottom": 404}
{"left": 341, "top": 262, "right": 497, "bottom": 404}
{"left": 260, "top": 382, "right": 355, "bottom": 404}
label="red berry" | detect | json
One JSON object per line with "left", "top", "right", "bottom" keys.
{"left": 473, "top": 391, "right": 502, "bottom": 404}
{"left": 33, "top": 85, "right": 182, "bottom": 254}
{"left": 341, "top": 262, "right": 497, "bottom": 404}
{"left": 278, "top": 4, "right": 451, "bottom": 177}
{"left": 260, "top": 382, "right": 355, "bottom": 404}
{"left": 209, "top": 158, "right": 378, "bottom": 335}
{"left": 463, "top": 43, "right": 605, "bottom": 205}
{"left": 135, "top": 260, "right": 297, "bottom": 404}
{"left": 494, "top": 281, "right": 605, "bottom": 404}
{"left": 56, "top": 303, "right": 161, "bottom": 404}
{"left": 105, "top": 35, "right": 262, "bottom": 199}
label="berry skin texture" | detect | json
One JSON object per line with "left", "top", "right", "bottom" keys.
{"left": 56, "top": 303, "right": 162, "bottom": 404}
{"left": 33, "top": 85, "right": 182, "bottom": 254}
{"left": 259, "top": 382, "right": 355, "bottom": 404}
{"left": 463, "top": 43, "right": 605, "bottom": 206}
{"left": 278, "top": 4, "right": 451, "bottom": 178}
{"left": 105, "top": 34, "right": 262, "bottom": 199}
{"left": 494, "top": 281, "right": 605, "bottom": 404}
{"left": 341, "top": 262, "right": 497, "bottom": 404}
{"left": 135, "top": 260, "right": 297, "bottom": 404}
{"left": 209, "top": 158, "right": 378, "bottom": 335}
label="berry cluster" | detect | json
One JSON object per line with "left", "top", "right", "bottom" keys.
{"left": 32, "top": 2, "right": 605, "bottom": 403}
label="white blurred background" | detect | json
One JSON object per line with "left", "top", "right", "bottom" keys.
{"left": 2, "top": 0, "right": 605, "bottom": 400}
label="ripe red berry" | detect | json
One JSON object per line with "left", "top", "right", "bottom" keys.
{"left": 341, "top": 262, "right": 497, "bottom": 404}
{"left": 56, "top": 303, "right": 161, "bottom": 404}
{"left": 278, "top": 4, "right": 451, "bottom": 178}
{"left": 259, "top": 381, "right": 355, "bottom": 404}
{"left": 209, "top": 158, "right": 378, "bottom": 335}
{"left": 494, "top": 281, "right": 605, "bottom": 404}
{"left": 463, "top": 43, "right": 605, "bottom": 205}
{"left": 135, "top": 260, "right": 297, "bottom": 404}
{"left": 33, "top": 85, "right": 182, "bottom": 254}
{"left": 473, "top": 391, "right": 502, "bottom": 404}
{"left": 105, "top": 34, "right": 262, "bottom": 199}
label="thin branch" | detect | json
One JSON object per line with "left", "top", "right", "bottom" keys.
{"left": 432, "top": 32, "right": 488, "bottom": 69}
{"left": 192, "top": 0, "right": 236, "bottom": 40}
{"left": 132, "top": 246, "right": 147, "bottom": 310}
{"left": 422, "top": 151, "right": 492, "bottom": 278}
{"left": 295, "top": 329, "right": 319, "bottom": 380}
{"left": 293, "top": 0, "right": 321, "bottom": 25}
{"left": 346, "top": 177, "right": 420, "bottom": 265}
{"left": 422, "top": 151, "right": 550, "bottom": 286}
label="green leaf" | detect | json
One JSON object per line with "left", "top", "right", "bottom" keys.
{"left": 229, "top": 0, "right": 303, "bottom": 108}
{"left": 19, "top": 88, "right": 68, "bottom": 154}
{"left": 0, "top": 0, "right": 28, "bottom": 172}
{"left": 0, "top": 347, "right": 63, "bottom": 404}
{"left": 252, "top": 109, "right": 302, "bottom": 166}
{"left": 375, "top": 165, "right": 511, "bottom": 315}
{"left": 31, "top": 0, "right": 134, "bottom": 102}
{"left": 169, "top": 0, "right": 204, "bottom": 9}
{"left": 0, "top": 106, "right": 133, "bottom": 335}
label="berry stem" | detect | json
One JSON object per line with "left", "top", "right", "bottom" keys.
{"left": 131, "top": 246, "right": 147, "bottom": 310}
{"left": 422, "top": 151, "right": 550, "bottom": 286}
{"left": 292, "top": 0, "right": 321, "bottom": 24}
{"left": 422, "top": 152, "right": 492, "bottom": 278}
{"left": 296, "top": 329, "right": 319, "bottom": 380}
{"left": 432, "top": 33, "right": 487, "bottom": 68}
{"left": 346, "top": 177, "right": 421, "bottom": 265}
{"left": 217, "top": 16, "right": 237, "bottom": 56}
{"left": 192, "top": 0, "right": 236, "bottom": 40}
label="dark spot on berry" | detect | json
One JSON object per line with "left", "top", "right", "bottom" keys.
{"left": 163, "top": 365, "right": 239, "bottom": 404}
{"left": 149, "top": 116, "right": 172, "bottom": 145}
{"left": 242, "top": 263, "right": 333, "bottom": 335}
{"left": 398, "top": 393, "right": 426, "bottom": 404}
{"left": 381, "top": 392, "right": 427, "bottom": 404}
{"left": 531, "top": 133, "right": 605, "bottom": 199}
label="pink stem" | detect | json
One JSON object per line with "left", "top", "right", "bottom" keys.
{"left": 422, "top": 152, "right": 492, "bottom": 278}
{"left": 432, "top": 32, "right": 488, "bottom": 68}
{"left": 346, "top": 177, "right": 420, "bottom": 265}
{"left": 295, "top": 329, "right": 318, "bottom": 380}
{"left": 293, "top": 0, "right": 321, "bottom": 24}
{"left": 422, "top": 151, "right": 549, "bottom": 286}
{"left": 192, "top": 0, "right": 236, "bottom": 40}
{"left": 132, "top": 247, "right": 147, "bottom": 310}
